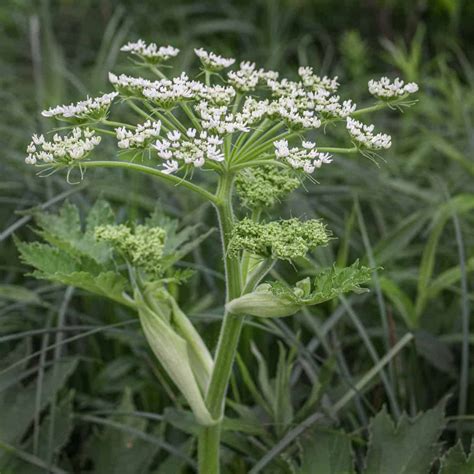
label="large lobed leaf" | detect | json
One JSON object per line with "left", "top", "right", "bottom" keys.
{"left": 364, "top": 398, "right": 447, "bottom": 474}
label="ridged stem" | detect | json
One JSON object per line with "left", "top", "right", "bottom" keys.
{"left": 198, "top": 172, "right": 244, "bottom": 473}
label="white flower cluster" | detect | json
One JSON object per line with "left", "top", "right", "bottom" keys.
{"left": 153, "top": 128, "right": 224, "bottom": 174}
{"left": 41, "top": 92, "right": 118, "bottom": 121}
{"left": 25, "top": 128, "right": 101, "bottom": 164}
{"left": 274, "top": 139, "right": 332, "bottom": 173}
{"left": 346, "top": 117, "right": 392, "bottom": 150}
{"left": 109, "top": 72, "right": 153, "bottom": 95}
{"left": 268, "top": 97, "right": 322, "bottom": 130}
{"left": 194, "top": 48, "right": 235, "bottom": 71}
{"left": 109, "top": 72, "right": 235, "bottom": 107}
{"left": 121, "top": 40, "right": 179, "bottom": 62}
{"left": 368, "top": 77, "right": 419, "bottom": 99}
{"left": 196, "top": 84, "right": 236, "bottom": 105}
{"left": 227, "top": 62, "right": 261, "bottom": 92}
{"left": 308, "top": 89, "right": 356, "bottom": 119}
{"left": 194, "top": 97, "right": 267, "bottom": 134}
{"left": 265, "top": 71, "right": 355, "bottom": 121}
{"left": 116, "top": 120, "right": 162, "bottom": 149}
{"left": 298, "top": 67, "right": 339, "bottom": 92}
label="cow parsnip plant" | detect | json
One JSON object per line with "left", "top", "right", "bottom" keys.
{"left": 22, "top": 40, "right": 418, "bottom": 472}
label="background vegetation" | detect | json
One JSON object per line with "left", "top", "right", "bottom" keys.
{"left": 1, "top": 0, "right": 473, "bottom": 472}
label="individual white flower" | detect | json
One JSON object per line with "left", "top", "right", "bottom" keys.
{"left": 41, "top": 92, "right": 118, "bottom": 121}
{"left": 25, "top": 128, "right": 101, "bottom": 165}
{"left": 116, "top": 120, "right": 161, "bottom": 149}
{"left": 368, "top": 77, "right": 419, "bottom": 99}
{"left": 227, "top": 62, "right": 260, "bottom": 92}
{"left": 194, "top": 48, "right": 235, "bottom": 71}
{"left": 121, "top": 40, "right": 179, "bottom": 63}
{"left": 274, "top": 139, "right": 332, "bottom": 174}
{"left": 346, "top": 117, "right": 391, "bottom": 150}
{"left": 162, "top": 159, "right": 179, "bottom": 174}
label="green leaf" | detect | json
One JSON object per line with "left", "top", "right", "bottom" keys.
{"left": 273, "top": 342, "right": 294, "bottom": 437}
{"left": 364, "top": 399, "right": 447, "bottom": 474}
{"left": 17, "top": 241, "right": 131, "bottom": 306}
{"left": 0, "top": 358, "right": 77, "bottom": 458}
{"left": 135, "top": 290, "right": 215, "bottom": 426}
{"left": 372, "top": 211, "right": 428, "bottom": 265}
{"left": 87, "top": 388, "right": 158, "bottom": 474}
{"left": 415, "top": 194, "right": 474, "bottom": 319}
{"left": 439, "top": 440, "right": 474, "bottom": 474}
{"left": 145, "top": 206, "right": 214, "bottom": 268}
{"left": 304, "top": 261, "right": 373, "bottom": 305}
{"left": 17, "top": 241, "right": 80, "bottom": 276}
{"left": 414, "top": 331, "right": 455, "bottom": 374}
{"left": 44, "top": 270, "right": 130, "bottom": 306}
{"left": 427, "top": 257, "right": 474, "bottom": 299}
{"left": 297, "top": 429, "right": 355, "bottom": 474}
{"left": 6, "top": 391, "right": 74, "bottom": 474}
{"left": 34, "top": 200, "right": 113, "bottom": 264}
{"left": 227, "top": 261, "right": 372, "bottom": 318}
{"left": 379, "top": 277, "right": 416, "bottom": 329}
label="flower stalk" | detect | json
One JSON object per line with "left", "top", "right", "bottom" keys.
{"left": 198, "top": 171, "right": 244, "bottom": 472}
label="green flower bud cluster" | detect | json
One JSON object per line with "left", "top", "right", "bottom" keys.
{"left": 95, "top": 224, "right": 166, "bottom": 276}
{"left": 228, "top": 217, "right": 331, "bottom": 260}
{"left": 235, "top": 165, "right": 300, "bottom": 209}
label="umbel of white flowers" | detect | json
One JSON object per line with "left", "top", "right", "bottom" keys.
{"left": 26, "top": 41, "right": 419, "bottom": 176}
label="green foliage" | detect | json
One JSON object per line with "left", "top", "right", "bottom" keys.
{"left": 235, "top": 165, "right": 300, "bottom": 209}
{"left": 16, "top": 239, "right": 131, "bottom": 307}
{"left": 228, "top": 218, "right": 331, "bottom": 260}
{"left": 86, "top": 388, "right": 158, "bottom": 474}
{"left": 439, "top": 440, "right": 474, "bottom": 474}
{"left": 364, "top": 399, "right": 447, "bottom": 474}
{"left": 6, "top": 391, "right": 74, "bottom": 474}
{"left": 228, "top": 261, "right": 372, "bottom": 317}
{"left": 297, "top": 430, "right": 354, "bottom": 474}
{"left": 0, "top": 353, "right": 77, "bottom": 471}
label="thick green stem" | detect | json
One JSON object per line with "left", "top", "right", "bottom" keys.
{"left": 198, "top": 172, "right": 244, "bottom": 473}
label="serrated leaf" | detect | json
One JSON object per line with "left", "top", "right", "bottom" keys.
{"left": 33, "top": 200, "right": 113, "bottom": 264}
{"left": 304, "top": 261, "right": 373, "bottom": 305}
{"left": 17, "top": 241, "right": 80, "bottom": 276}
{"left": 146, "top": 207, "right": 214, "bottom": 271}
{"left": 364, "top": 399, "right": 447, "bottom": 474}
{"left": 227, "top": 261, "right": 372, "bottom": 318}
{"left": 17, "top": 241, "right": 130, "bottom": 306}
{"left": 297, "top": 429, "right": 355, "bottom": 474}
{"left": 41, "top": 270, "right": 130, "bottom": 306}
{"left": 439, "top": 440, "right": 474, "bottom": 473}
